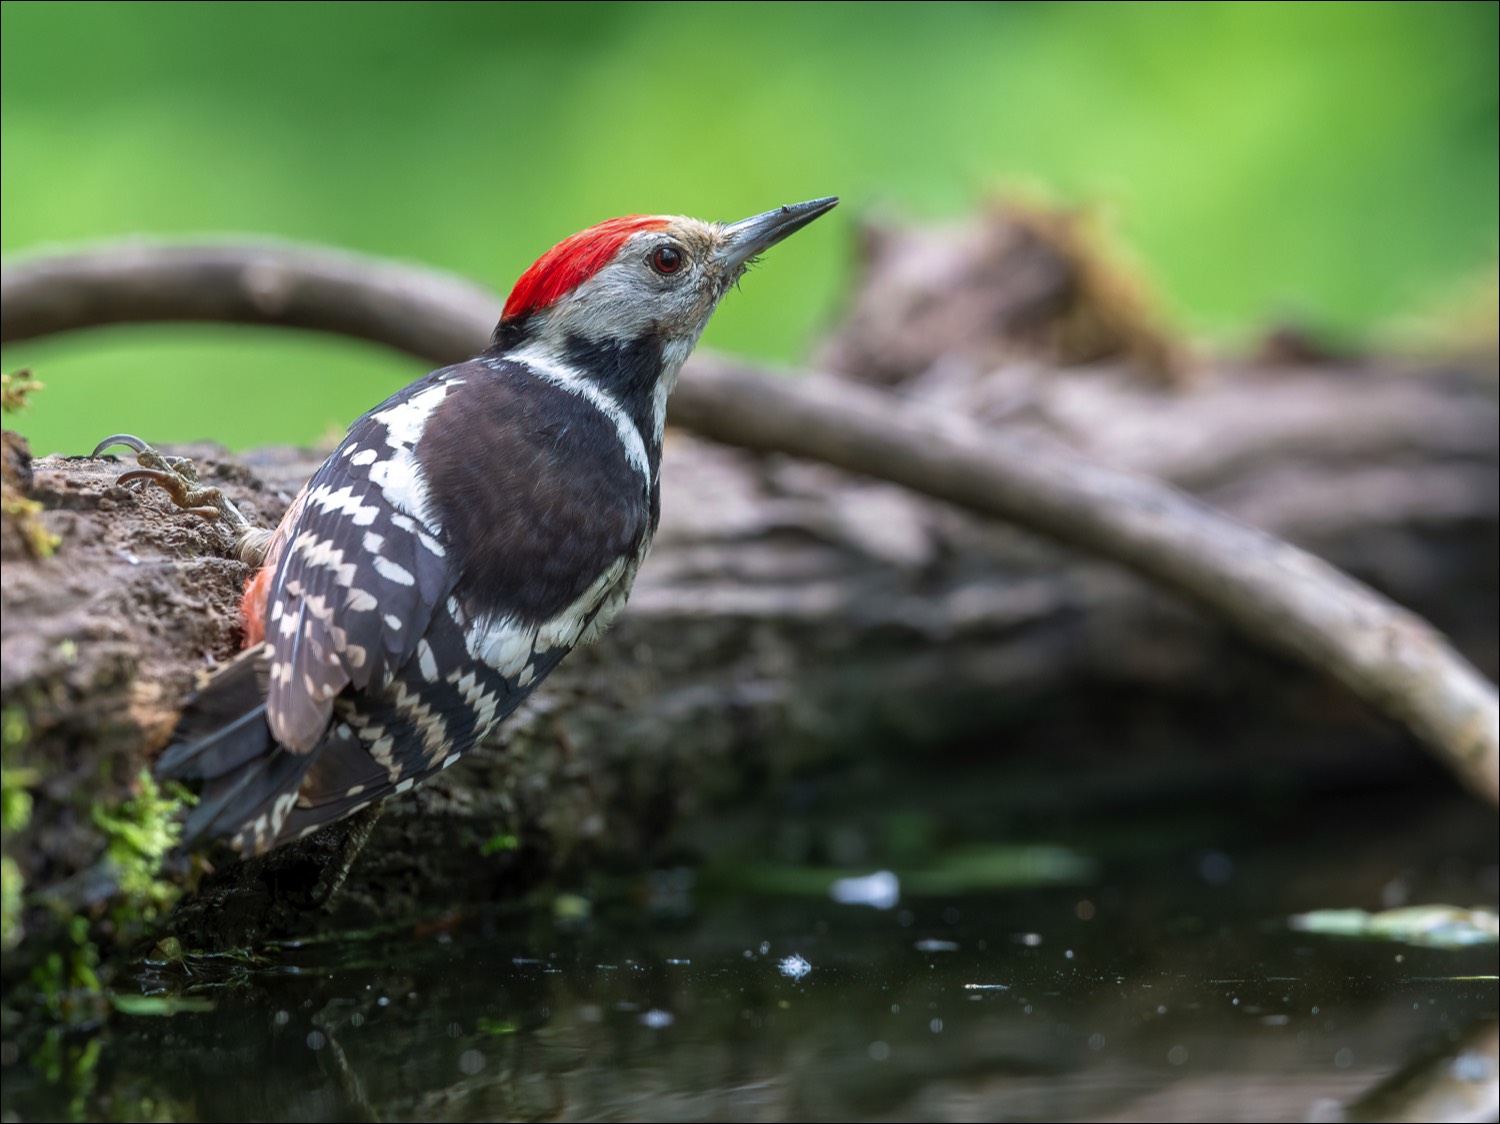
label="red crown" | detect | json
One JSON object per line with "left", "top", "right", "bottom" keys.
{"left": 502, "top": 215, "right": 670, "bottom": 323}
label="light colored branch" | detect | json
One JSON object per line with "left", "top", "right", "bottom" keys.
{"left": 4, "top": 240, "right": 1495, "bottom": 804}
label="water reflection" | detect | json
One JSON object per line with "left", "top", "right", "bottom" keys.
{"left": 3, "top": 788, "right": 1495, "bottom": 1121}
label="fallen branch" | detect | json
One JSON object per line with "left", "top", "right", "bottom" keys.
{"left": 4, "top": 240, "right": 1496, "bottom": 804}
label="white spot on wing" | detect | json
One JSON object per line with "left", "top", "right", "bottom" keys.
{"left": 445, "top": 596, "right": 467, "bottom": 626}
{"left": 417, "top": 639, "right": 438, "bottom": 682}
{"left": 372, "top": 556, "right": 415, "bottom": 587}
{"left": 291, "top": 531, "right": 359, "bottom": 588}
{"left": 365, "top": 380, "right": 460, "bottom": 531}
{"left": 367, "top": 732, "right": 395, "bottom": 772}
{"left": 271, "top": 792, "right": 298, "bottom": 833}
{"left": 373, "top": 380, "right": 460, "bottom": 446}
{"left": 450, "top": 669, "right": 499, "bottom": 731}
{"left": 368, "top": 457, "right": 434, "bottom": 533}
{"left": 344, "top": 587, "right": 378, "bottom": 612}
{"left": 305, "top": 483, "right": 380, "bottom": 527}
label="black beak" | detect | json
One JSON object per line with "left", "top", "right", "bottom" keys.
{"left": 716, "top": 197, "right": 839, "bottom": 270}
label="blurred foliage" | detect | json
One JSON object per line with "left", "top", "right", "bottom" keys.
{"left": 2, "top": 1, "right": 1495, "bottom": 454}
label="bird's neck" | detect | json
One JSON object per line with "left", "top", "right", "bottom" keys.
{"left": 492, "top": 313, "right": 696, "bottom": 486}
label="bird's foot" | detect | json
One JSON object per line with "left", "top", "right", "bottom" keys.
{"left": 93, "top": 434, "right": 268, "bottom": 563}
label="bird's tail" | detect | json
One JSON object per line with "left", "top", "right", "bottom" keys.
{"left": 156, "top": 645, "right": 316, "bottom": 854}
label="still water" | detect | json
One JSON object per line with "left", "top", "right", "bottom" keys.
{"left": 5, "top": 780, "right": 1496, "bottom": 1121}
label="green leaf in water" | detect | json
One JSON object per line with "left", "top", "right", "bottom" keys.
{"left": 109, "top": 993, "right": 216, "bottom": 1016}
{"left": 1290, "top": 905, "right": 1499, "bottom": 949}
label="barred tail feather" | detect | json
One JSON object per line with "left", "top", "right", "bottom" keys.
{"left": 184, "top": 750, "right": 317, "bottom": 853}
{"left": 156, "top": 645, "right": 315, "bottom": 853}
{"left": 264, "top": 723, "right": 392, "bottom": 848}
{"left": 276, "top": 788, "right": 382, "bottom": 848}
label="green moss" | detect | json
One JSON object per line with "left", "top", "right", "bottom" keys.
{"left": 0, "top": 375, "right": 59, "bottom": 556}
{"left": 0, "top": 368, "right": 44, "bottom": 413}
{"left": 31, "top": 1026, "right": 103, "bottom": 1120}
{"left": 1, "top": 855, "right": 25, "bottom": 952}
{"left": 480, "top": 831, "right": 520, "bottom": 856}
{"left": 2, "top": 706, "right": 39, "bottom": 951}
{"left": 18, "top": 776, "right": 198, "bottom": 1025}
{"left": 1, "top": 488, "right": 61, "bottom": 557}
{"left": 30, "top": 916, "right": 107, "bottom": 1024}
{"left": 89, "top": 770, "right": 192, "bottom": 938}
{"left": 1, "top": 764, "right": 38, "bottom": 835}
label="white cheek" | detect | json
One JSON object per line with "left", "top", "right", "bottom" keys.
{"left": 653, "top": 337, "right": 695, "bottom": 439}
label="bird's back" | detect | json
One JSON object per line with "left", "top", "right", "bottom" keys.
{"left": 160, "top": 355, "right": 654, "bottom": 853}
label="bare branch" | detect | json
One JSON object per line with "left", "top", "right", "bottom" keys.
{"left": 1, "top": 240, "right": 498, "bottom": 363}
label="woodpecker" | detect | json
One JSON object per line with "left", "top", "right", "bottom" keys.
{"left": 136, "top": 198, "right": 838, "bottom": 855}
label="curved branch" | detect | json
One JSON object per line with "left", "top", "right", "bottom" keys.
{"left": 1, "top": 240, "right": 501, "bottom": 363}
{"left": 4, "top": 240, "right": 1496, "bottom": 805}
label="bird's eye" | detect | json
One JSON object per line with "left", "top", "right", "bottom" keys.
{"left": 650, "top": 245, "right": 684, "bottom": 275}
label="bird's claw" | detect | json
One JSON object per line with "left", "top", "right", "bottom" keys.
{"left": 92, "top": 433, "right": 152, "bottom": 458}
{"left": 92, "top": 432, "right": 250, "bottom": 536}
{"left": 114, "top": 467, "right": 223, "bottom": 521}
{"left": 92, "top": 433, "right": 199, "bottom": 478}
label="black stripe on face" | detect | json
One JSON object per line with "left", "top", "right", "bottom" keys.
{"left": 561, "top": 333, "right": 665, "bottom": 456}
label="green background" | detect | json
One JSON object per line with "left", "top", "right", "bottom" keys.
{"left": 2, "top": 1, "right": 1496, "bottom": 455}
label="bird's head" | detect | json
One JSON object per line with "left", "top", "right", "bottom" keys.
{"left": 491, "top": 198, "right": 838, "bottom": 375}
